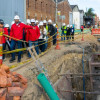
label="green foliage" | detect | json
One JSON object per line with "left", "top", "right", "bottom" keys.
{"left": 85, "top": 8, "right": 96, "bottom": 17}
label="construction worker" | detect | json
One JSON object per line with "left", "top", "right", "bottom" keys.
{"left": 66, "top": 25, "right": 71, "bottom": 40}
{"left": 53, "top": 24, "right": 57, "bottom": 45}
{"left": 25, "top": 19, "right": 31, "bottom": 47}
{"left": 43, "top": 20, "right": 48, "bottom": 50}
{"left": 10, "top": 15, "right": 32, "bottom": 63}
{"left": 4, "top": 24, "right": 11, "bottom": 51}
{"left": 48, "top": 19, "right": 55, "bottom": 48}
{"left": 0, "top": 19, "right": 8, "bottom": 60}
{"left": 81, "top": 25, "right": 84, "bottom": 32}
{"left": 38, "top": 22, "right": 47, "bottom": 52}
{"left": 70, "top": 25, "right": 75, "bottom": 41}
{"left": 35, "top": 20, "right": 39, "bottom": 27}
{"left": 61, "top": 23, "right": 67, "bottom": 41}
{"left": 29, "top": 19, "right": 40, "bottom": 55}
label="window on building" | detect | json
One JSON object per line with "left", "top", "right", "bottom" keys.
{"left": 46, "top": 4, "right": 47, "bottom": 14}
{"left": 41, "top": 2, "right": 43, "bottom": 12}
{"left": 35, "top": 0, "right": 37, "bottom": 10}
{"left": 28, "top": 0, "right": 29, "bottom": 8}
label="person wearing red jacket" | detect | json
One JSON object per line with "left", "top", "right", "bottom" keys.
{"left": 0, "top": 19, "right": 8, "bottom": 60}
{"left": 10, "top": 15, "right": 32, "bottom": 63}
{"left": 27, "top": 19, "right": 40, "bottom": 57}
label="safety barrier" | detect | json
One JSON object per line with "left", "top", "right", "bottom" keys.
{"left": 1, "top": 29, "right": 90, "bottom": 70}
{"left": 92, "top": 29, "right": 100, "bottom": 35}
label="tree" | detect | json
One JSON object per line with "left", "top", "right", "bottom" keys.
{"left": 85, "top": 8, "right": 95, "bottom": 17}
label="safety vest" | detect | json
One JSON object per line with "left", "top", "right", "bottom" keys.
{"left": 46, "top": 25, "right": 48, "bottom": 32}
{"left": 62, "top": 26, "right": 67, "bottom": 34}
{"left": 46, "top": 25, "right": 49, "bottom": 35}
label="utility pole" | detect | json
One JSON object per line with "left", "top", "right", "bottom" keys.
{"left": 55, "top": 0, "right": 58, "bottom": 23}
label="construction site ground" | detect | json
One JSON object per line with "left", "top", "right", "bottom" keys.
{"left": 4, "top": 34, "right": 100, "bottom": 100}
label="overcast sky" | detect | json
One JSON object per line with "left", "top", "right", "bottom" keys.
{"left": 68, "top": 0, "right": 100, "bottom": 17}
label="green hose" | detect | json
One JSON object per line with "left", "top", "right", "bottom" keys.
{"left": 37, "top": 73, "right": 60, "bottom": 100}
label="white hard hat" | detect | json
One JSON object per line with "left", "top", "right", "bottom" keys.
{"left": 48, "top": 19, "right": 52, "bottom": 23}
{"left": 35, "top": 20, "right": 39, "bottom": 23}
{"left": 5, "top": 24, "right": 9, "bottom": 28}
{"left": 31, "top": 19, "right": 35, "bottom": 23}
{"left": 70, "top": 25, "right": 72, "bottom": 27}
{"left": 53, "top": 24, "right": 56, "bottom": 27}
{"left": 62, "top": 23, "right": 66, "bottom": 26}
{"left": 14, "top": 15, "right": 20, "bottom": 20}
{"left": 43, "top": 20, "right": 47, "bottom": 23}
{"left": 27, "top": 19, "right": 31, "bottom": 24}
{"left": 39, "top": 22, "right": 43, "bottom": 26}
{"left": 67, "top": 25, "right": 69, "bottom": 27}
{"left": 11, "top": 21, "right": 15, "bottom": 25}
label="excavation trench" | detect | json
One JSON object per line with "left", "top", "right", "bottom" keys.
{"left": 11, "top": 41, "right": 99, "bottom": 100}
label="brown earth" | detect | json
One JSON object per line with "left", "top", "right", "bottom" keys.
{"left": 3, "top": 34, "right": 100, "bottom": 100}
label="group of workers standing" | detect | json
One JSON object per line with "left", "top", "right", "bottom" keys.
{"left": 61, "top": 23, "right": 75, "bottom": 41}
{"left": 0, "top": 15, "right": 57, "bottom": 63}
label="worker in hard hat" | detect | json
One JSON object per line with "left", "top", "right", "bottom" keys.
{"left": 35, "top": 20, "right": 39, "bottom": 27}
{"left": 66, "top": 25, "right": 71, "bottom": 40}
{"left": 38, "top": 21, "right": 47, "bottom": 52}
{"left": 48, "top": 19, "right": 55, "bottom": 48}
{"left": 0, "top": 19, "right": 8, "bottom": 61}
{"left": 27, "top": 19, "right": 40, "bottom": 56}
{"left": 43, "top": 20, "right": 48, "bottom": 50}
{"left": 10, "top": 15, "right": 33, "bottom": 63}
{"left": 53, "top": 24, "right": 57, "bottom": 45}
{"left": 61, "top": 23, "right": 67, "bottom": 41}
{"left": 70, "top": 25, "right": 75, "bottom": 41}
{"left": 5, "top": 24, "right": 10, "bottom": 35}
{"left": 4, "top": 24, "right": 11, "bottom": 51}
{"left": 26, "top": 19, "right": 31, "bottom": 25}
{"left": 25, "top": 19, "right": 31, "bottom": 47}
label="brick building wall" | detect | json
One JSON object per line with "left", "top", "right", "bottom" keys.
{"left": 26, "top": 0, "right": 56, "bottom": 22}
{"left": 58, "top": 0, "right": 72, "bottom": 24}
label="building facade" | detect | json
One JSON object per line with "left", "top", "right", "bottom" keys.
{"left": 0, "top": 0, "right": 26, "bottom": 26}
{"left": 57, "top": 0, "right": 72, "bottom": 25}
{"left": 80, "top": 10, "right": 84, "bottom": 26}
{"left": 71, "top": 5, "right": 80, "bottom": 29}
{"left": 26, "top": 0, "right": 56, "bottom": 22}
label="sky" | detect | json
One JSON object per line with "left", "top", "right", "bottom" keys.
{"left": 68, "top": 0, "right": 100, "bottom": 17}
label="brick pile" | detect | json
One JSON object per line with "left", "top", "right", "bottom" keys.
{"left": 0, "top": 64, "right": 27, "bottom": 100}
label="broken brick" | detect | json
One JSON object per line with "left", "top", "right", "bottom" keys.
{"left": 0, "top": 69, "right": 7, "bottom": 76}
{"left": 0, "top": 93, "right": 6, "bottom": 100}
{"left": 11, "top": 72, "right": 18, "bottom": 76}
{"left": 12, "top": 82, "right": 21, "bottom": 87}
{"left": 13, "top": 96, "right": 20, "bottom": 100}
{"left": 8, "top": 87, "right": 24, "bottom": 96}
{"left": 11, "top": 76, "right": 19, "bottom": 82}
{"left": 21, "top": 84, "right": 27, "bottom": 89}
{"left": 6, "top": 94, "right": 13, "bottom": 100}
{"left": 0, "top": 75, "right": 7, "bottom": 87}
{"left": 7, "top": 74, "right": 12, "bottom": 78}
{"left": 0, "top": 88, "right": 7, "bottom": 97}
{"left": 17, "top": 74, "right": 27, "bottom": 84}
{"left": 0, "top": 64, "right": 10, "bottom": 73}
{"left": 7, "top": 78, "right": 12, "bottom": 87}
